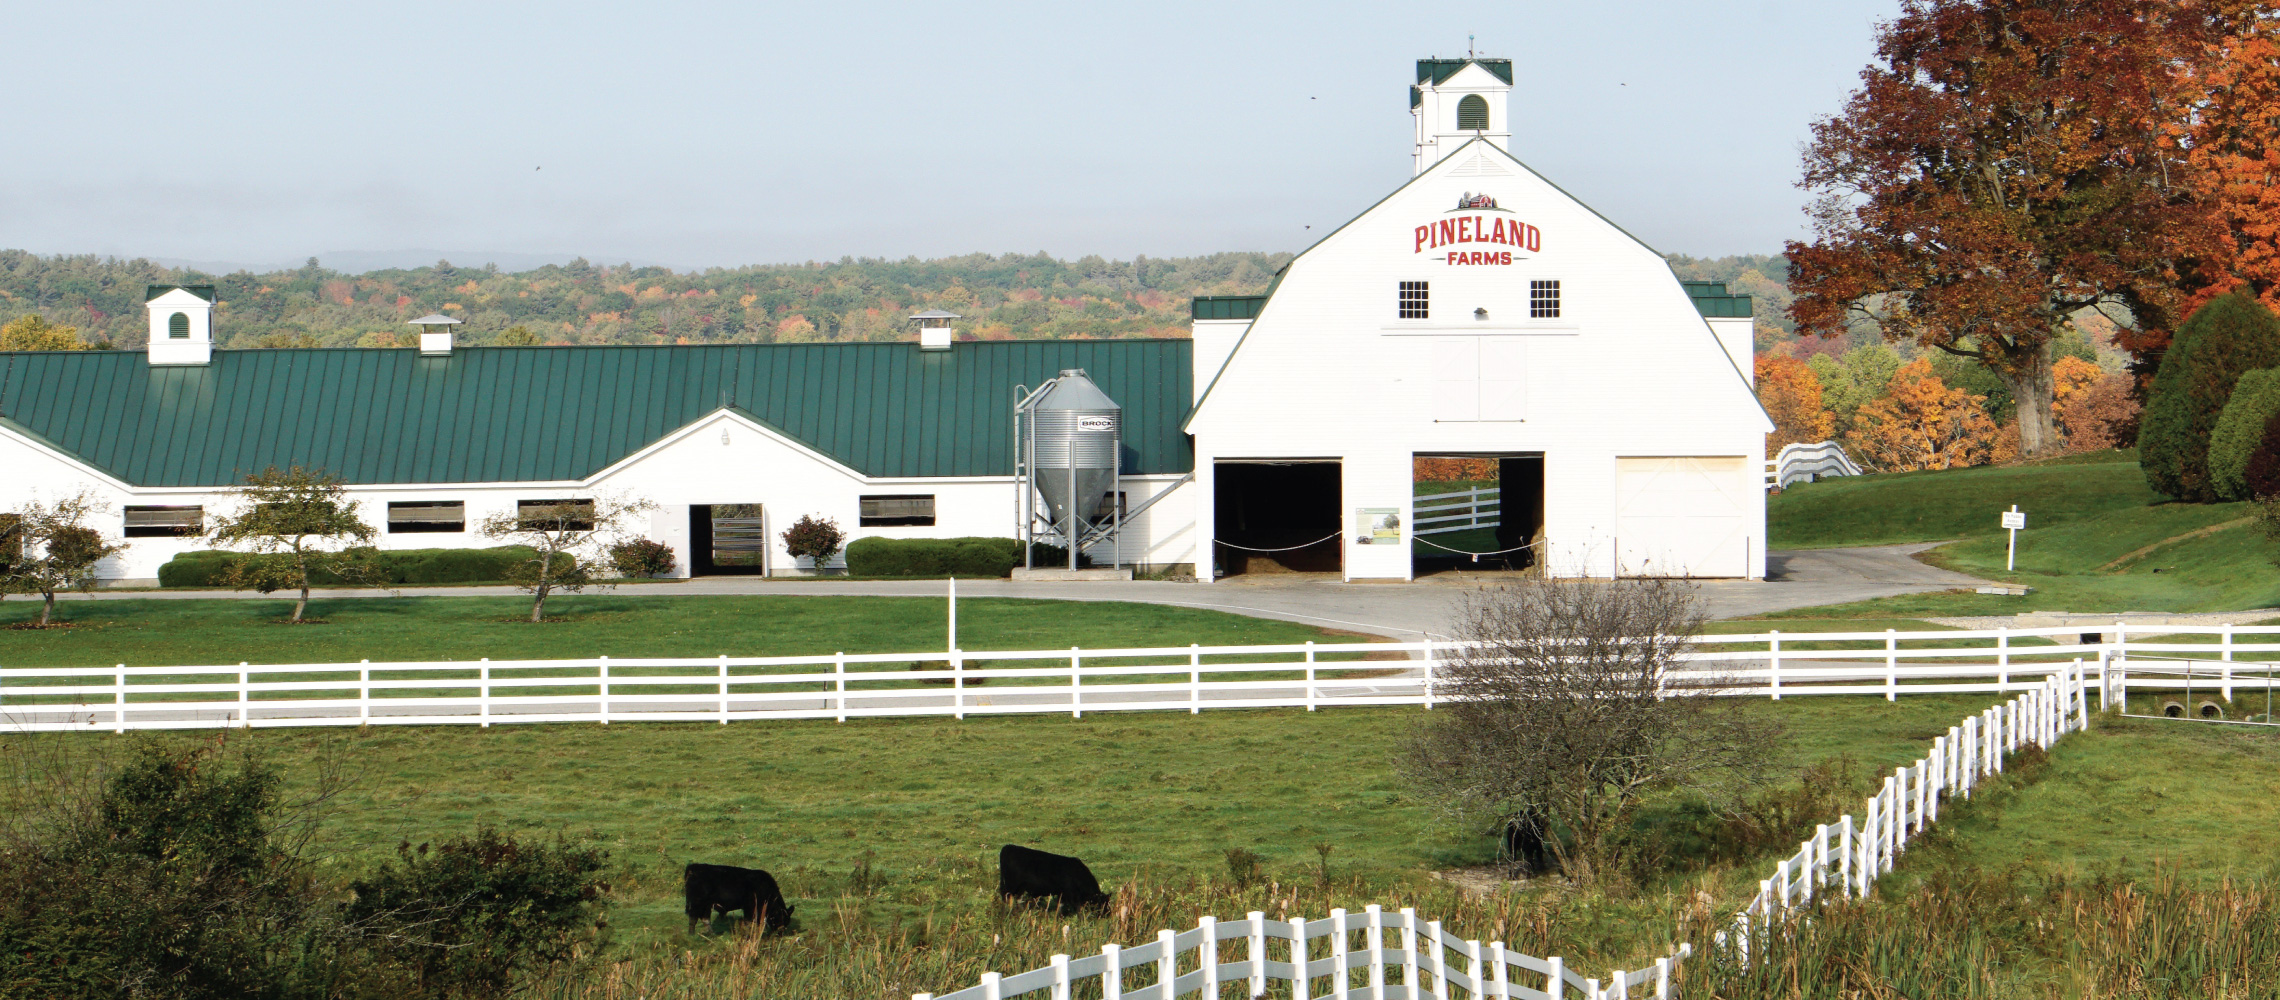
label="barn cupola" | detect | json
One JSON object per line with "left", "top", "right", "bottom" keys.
{"left": 145, "top": 284, "right": 216, "bottom": 365}
{"left": 910, "top": 309, "right": 959, "bottom": 351}
{"left": 1411, "top": 56, "right": 1513, "bottom": 176}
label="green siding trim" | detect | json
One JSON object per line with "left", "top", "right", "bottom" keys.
{"left": 1682, "top": 282, "right": 1754, "bottom": 319}
{"left": 0, "top": 342, "right": 1194, "bottom": 487}
{"left": 1191, "top": 295, "right": 1268, "bottom": 320}
{"left": 145, "top": 284, "right": 216, "bottom": 302}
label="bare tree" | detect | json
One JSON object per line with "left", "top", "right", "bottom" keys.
{"left": 205, "top": 466, "right": 379, "bottom": 622}
{"left": 1404, "top": 579, "right": 1781, "bottom": 882}
{"left": 1, "top": 491, "right": 127, "bottom": 627}
{"left": 480, "top": 493, "right": 656, "bottom": 622}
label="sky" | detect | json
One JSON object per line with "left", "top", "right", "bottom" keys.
{"left": 4, "top": 0, "right": 1898, "bottom": 272}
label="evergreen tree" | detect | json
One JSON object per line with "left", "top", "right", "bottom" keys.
{"left": 2140, "top": 292, "right": 2280, "bottom": 501}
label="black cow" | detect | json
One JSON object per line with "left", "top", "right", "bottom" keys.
{"left": 1501, "top": 810, "right": 1555, "bottom": 876}
{"left": 998, "top": 844, "right": 1110, "bottom": 915}
{"left": 683, "top": 863, "right": 794, "bottom": 933}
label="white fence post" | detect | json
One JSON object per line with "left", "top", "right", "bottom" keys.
{"left": 1546, "top": 955, "right": 1565, "bottom": 1000}
{"left": 113, "top": 663, "right": 125, "bottom": 733}
{"left": 1423, "top": 641, "right": 1436, "bottom": 710}
{"left": 1491, "top": 942, "right": 1512, "bottom": 999}
{"left": 718, "top": 654, "right": 729, "bottom": 725}
{"left": 1885, "top": 629, "right": 1898, "bottom": 701}
{"left": 359, "top": 659, "right": 371, "bottom": 723}
{"left": 479, "top": 659, "right": 490, "bottom": 728}
{"left": 1293, "top": 913, "right": 1313, "bottom": 1000}
{"left": 1156, "top": 928, "right": 1176, "bottom": 1000}
{"left": 1251, "top": 911, "right": 1269, "bottom": 998}
{"left": 237, "top": 662, "right": 249, "bottom": 726}
{"left": 1071, "top": 647, "right": 1083, "bottom": 719}
{"left": 1190, "top": 646, "right": 1202, "bottom": 715}
{"left": 1303, "top": 642, "right": 1316, "bottom": 712}
{"left": 1364, "top": 904, "right": 1384, "bottom": 998}
{"left": 1101, "top": 943, "right": 1121, "bottom": 1000}
{"left": 1330, "top": 909, "right": 1349, "bottom": 997}
{"left": 1051, "top": 953, "right": 1071, "bottom": 1000}
{"left": 1769, "top": 630, "right": 1781, "bottom": 701}
{"left": 952, "top": 648, "right": 965, "bottom": 721}
{"left": 598, "top": 655, "right": 610, "bottom": 725}
{"left": 1400, "top": 908, "right": 1419, "bottom": 997}
{"left": 1838, "top": 814, "right": 1854, "bottom": 898}
{"left": 835, "top": 652, "right": 847, "bottom": 723}
{"left": 1200, "top": 916, "right": 1220, "bottom": 997}
{"left": 980, "top": 971, "right": 1001, "bottom": 1000}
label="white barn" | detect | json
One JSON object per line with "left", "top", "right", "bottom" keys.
{"left": 0, "top": 57, "right": 1766, "bottom": 585}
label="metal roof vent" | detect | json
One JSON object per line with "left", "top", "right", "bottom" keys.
{"left": 910, "top": 309, "right": 959, "bottom": 351}
{"left": 409, "top": 313, "right": 462, "bottom": 356}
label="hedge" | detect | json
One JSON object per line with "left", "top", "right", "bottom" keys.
{"left": 841, "top": 537, "right": 1088, "bottom": 577}
{"left": 158, "top": 546, "right": 572, "bottom": 588}
{"left": 2140, "top": 292, "right": 2280, "bottom": 502}
{"left": 2210, "top": 368, "right": 2280, "bottom": 500}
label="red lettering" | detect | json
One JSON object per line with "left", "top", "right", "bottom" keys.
{"left": 1487, "top": 218, "right": 1506, "bottom": 245}
{"left": 1499, "top": 251, "right": 1512, "bottom": 265}
{"left": 1526, "top": 224, "right": 1541, "bottom": 252}
{"left": 1436, "top": 219, "right": 1456, "bottom": 247}
{"left": 1415, "top": 225, "right": 1431, "bottom": 253}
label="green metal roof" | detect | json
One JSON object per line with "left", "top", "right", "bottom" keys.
{"left": 1416, "top": 58, "right": 1512, "bottom": 86}
{"left": 1191, "top": 295, "right": 1268, "bottom": 320}
{"left": 0, "top": 342, "right": 1193, "bottom": 487}
{"left": 1682, "top": 281, "right": 1753, "bottom": 319}
{"left": 145, "top": 284, "right": 216, "bottom": 302}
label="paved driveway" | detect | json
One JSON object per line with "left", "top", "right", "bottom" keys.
{"left": 27, "top": 544, "right": 1989, "bottom": 641}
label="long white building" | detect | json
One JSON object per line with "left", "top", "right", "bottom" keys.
{"left": 0, "top": 57, "right": 1767, "bottom": 584}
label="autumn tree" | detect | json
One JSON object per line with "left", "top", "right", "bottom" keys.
{"left": 2051, "top": 356, "right": 2131, "bottom": 451}
{"left": 1, "top": 491, "right": 127, "bottom": 626}
{"left": 1755, "top": 354, "right": 1836, "bottom": 457}
{"left": 0, "top": 315, "right": 91, "bottom": 351}
{"left": 2177, "top": 12, "right": 2280, "bottom": 324}
{"left": 204, "top": 466, "right": 379, "bottom": 622}
{"left": 480, "top": 494, "right": 656, "bottom": 621}
{"left": 2140, "top": 291, "right": 2280, "bottom": 500}
{"left": 1788, "top": 0, "right": 2229, "bottom": 460}
{"left": 1845, "top": 358, "right": 2003, "bottom": 471}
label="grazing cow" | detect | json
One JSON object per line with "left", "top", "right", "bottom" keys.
{"left": 998, "top": 844, "right": 1111, "bottom": 915}
{"left": 683, "top": 863, "right": 794, "bottom": 933}
{"left": 1501, "top": 810, "right": 1555, "bottom": 876}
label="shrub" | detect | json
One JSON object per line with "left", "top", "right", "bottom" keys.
{"left": 2247, "top": 413, "right": 2280, "bottom": 499}
{"left": 347, "top": 828, "right": 611, "bottom": 998}
{"left": 2209, "top": 368, "right": 2280, "bottom": 500}
{"left": 2140, "top": 292, "right": 2280, "bottom": 501}
{"left": 842, "top": 537, "right": 1091, "bottom": 577}
{"left": 607, "top": 538, "right": 676, "bottom": 578}
{"left": 159, "top": 546, "right": 573, "bottom": 588}
{"left": 781, "top": 514, "right": 846, "bottom": 567}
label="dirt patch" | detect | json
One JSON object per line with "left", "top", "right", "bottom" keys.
{"left": 1430, "top": 865, "right": 1527, "bottom": 898}
{"left": 4, "top": 620, "right": 79, "bottom": 631}
{"left": 265, "top": 618, "right": 331, "bottom": 626}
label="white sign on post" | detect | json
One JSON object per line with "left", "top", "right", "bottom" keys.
{"left": 2001, "top": 505, "right": 2026, "bottom": 570}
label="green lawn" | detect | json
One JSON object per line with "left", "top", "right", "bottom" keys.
{"left": 1892, "top": 714, "right": 2280, "bottom": 884}
{"left": 0, "top": 595, "right": 1367, "bottom": 668}
{"left": 1769, "top": 449, "right": 2155, "bottom": 549}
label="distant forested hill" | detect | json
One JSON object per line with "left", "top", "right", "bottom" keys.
{"left": 0, "top": 249, "right": 1812, "bottom": 350}
{"left": 0, "top": 250, "right": 1292, "bottom": 348}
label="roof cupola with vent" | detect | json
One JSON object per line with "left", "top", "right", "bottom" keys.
{"left": 910, "top": 309, "right": 959, "bottom": 351}
{"left": 1410, "top": 51, "right": 1512, "bottom": 175}
{"left": 145, "top": 284, "right": 216, "bottom": 366}
{"left": 408, "top": 313, "right": 462, "bottom": 356}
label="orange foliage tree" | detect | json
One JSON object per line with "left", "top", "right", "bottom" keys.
{"left": 1755, "top": 354, "right": 1835, "bottom": 457}
{"left": 2055, "top": 371, "right": 2143, "bottom": 452}
{"left": 1413, "top": 457, "right": 1501, "bottom": 482}
{"left": 2179, "top": 13, "right": 2280, "bottom": 325}
{"left": 1844, "top": 359, "right": 2002, "bottom": 471}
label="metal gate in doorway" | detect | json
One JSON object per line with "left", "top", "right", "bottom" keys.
{"left": 689, "top": 504, "right": 768, "bottom": 576}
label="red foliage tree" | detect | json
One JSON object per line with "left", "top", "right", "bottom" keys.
{"left": 1787, "top": 0, "right": 2229, "bottom": 460}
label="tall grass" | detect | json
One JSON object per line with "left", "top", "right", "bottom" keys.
{"left": 1681, "top": 867, "right": 2280, "bottom": 999}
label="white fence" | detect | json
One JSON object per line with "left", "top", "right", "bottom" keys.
{"left": 4, "top": 623, "right": 2277, "bottom": 732}
{"left": 1415, "top": 487, "right": 1500, "bottom": 537}
{"left": 1726, "top": 663, "right": 2093, "bottom": 954}
{"left": 1765, "top": 441, "right": 1862, "bottom": 489}
{"left": 915, "top": 905, "right": 1692, "bottom": 1000}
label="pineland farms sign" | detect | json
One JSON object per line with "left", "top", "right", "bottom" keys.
{"left": 1413, "top": 192, "right": 1540, "bottom": 265}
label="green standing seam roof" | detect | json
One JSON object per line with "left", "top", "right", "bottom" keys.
{"left": 1191, "top": 295, "right": 1269, "bottom": 320}
{"left": 0, "top": 342, "right": 1194, "bottom": 487}
{"left": 1416, "top": 58, "right": 1513, "bottom": 86}
{"left": 145, "top": 284, "right": 216, "bottom": 302}
{"left": 1681, "top": 281, "right": 1754, "bottom": 319}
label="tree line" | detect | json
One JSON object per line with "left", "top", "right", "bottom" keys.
{"left": 0, "top": 249, "right": 1291, "bottom": 349}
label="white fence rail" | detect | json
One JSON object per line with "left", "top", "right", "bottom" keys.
{"left": 4, "top": 623, "right": 2275, "bottom": 733}
{"left": 915, "top": 904, "right": 1691, "bottom": 1000}
{"left": 1415, "top": 487, "right": 1500, "bottom": 537}
{"left": 1765, "top": 441, "right": 1862, "bottom": 489}
{"left": 1726, "top": 662, "right": 2094, "bottom": 954}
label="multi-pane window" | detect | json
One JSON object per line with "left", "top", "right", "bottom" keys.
{"left": 1398, "top": 281, "right": 1430, "bottom": 319}
{"left": 517, "top": 499, "right": 595, "bottom": 531}
{"left": 388, "top": 500, "right": 467, "bottom": 533}
{"left": 859, "top": 494, "right": 936, "bottom": 527}
{"left": 1530, "top": 280, "right": 1561, "bottom": 319}
{"left": 124, "top": 505, "right": 203, "bottom": 537}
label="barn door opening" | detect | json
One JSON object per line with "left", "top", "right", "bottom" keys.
{"left": 688, "top": 503, "right": 768, "bottom": 576}
{"left": 1412, "top": 453, "right": 1543, "bottom": 576}
{"left": 1213, "top": 461, "right": 1342, "bottom": 577}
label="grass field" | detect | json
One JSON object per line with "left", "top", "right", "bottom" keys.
{"left": 0, "top": 595, "right": 1365, "bottom": 667}
{"left": 1768, "top": 449, "right": 2156, "bottom": 550}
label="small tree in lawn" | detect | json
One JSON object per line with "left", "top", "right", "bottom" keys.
{"left": 1402, "top": 578, "right": 1781, "bottom": 882}
{"left": 781, "top": 514, "right": 845, "bottom": 572}
{"left": 205, "top": 466, "right": 379, "bottom": 623}
{"left": 1, "top": 491, "right": 127, "bottom": 627}
{"left": 481, "top": 494, "right": 656, "bottom": 621}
